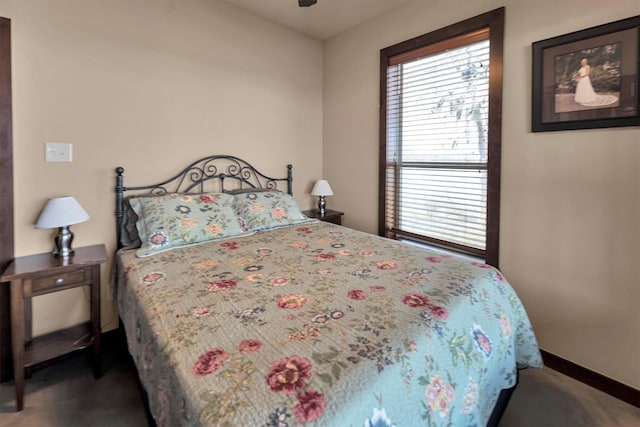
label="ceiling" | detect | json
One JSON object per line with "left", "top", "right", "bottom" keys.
{"left": 221, "top": 0, "right": 412, "bottom": 40}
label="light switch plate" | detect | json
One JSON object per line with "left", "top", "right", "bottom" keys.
{"left": 45, "top": 143, "right": 72, "bottom": 162}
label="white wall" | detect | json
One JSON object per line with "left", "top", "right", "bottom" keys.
{"left": 323, "top": 0, "right": 640, "bottom": 388}
{"left": 0, "top": 0, "right": 323, "bottom": 336}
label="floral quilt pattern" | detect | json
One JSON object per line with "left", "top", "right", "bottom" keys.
{"left": 117, "top": 221, "right": 542, "bottom": 426}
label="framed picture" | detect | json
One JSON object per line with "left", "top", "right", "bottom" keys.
{"left": 532, "top": 15, "right": 639, "bottom": 132}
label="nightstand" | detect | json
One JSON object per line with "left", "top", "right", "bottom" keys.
{"left": 0, "top": 244, "right": 107, "bottom": 411}
{"left": 303, "top": 209, "right": 344, "bottom": 225}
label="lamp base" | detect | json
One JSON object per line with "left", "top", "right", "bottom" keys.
{"left": 53, "top": 226, "right": 75, "bottom": 258}
{"left": 317, "top": 196, "right": 327, "bottom": 216}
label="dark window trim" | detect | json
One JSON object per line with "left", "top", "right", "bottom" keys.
{"left": 0, "top": 16, "right": 13, "bottom": 382}
{"left": 379, "top": 7, "right": 504, "bottom": 267}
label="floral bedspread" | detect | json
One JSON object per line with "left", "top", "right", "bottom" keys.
{"left": 117, "top": 221, "right": 542, "bottom": 427}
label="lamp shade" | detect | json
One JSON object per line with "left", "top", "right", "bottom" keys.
{"left": 36, "top": 196, "right": 89, "bottom": 229}
{"left": 311, "top": 180, "right": 333, "bottom": 196}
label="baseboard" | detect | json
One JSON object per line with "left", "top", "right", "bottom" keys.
{"left": 540, "top": 349, "right": 639, "bottom": 408}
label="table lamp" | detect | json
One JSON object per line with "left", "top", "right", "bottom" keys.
{"left": 36, "top": 196, "right": 89, "bottom": 257}
{"left": 311, "top": 180, "right": 333, "bottom": 216}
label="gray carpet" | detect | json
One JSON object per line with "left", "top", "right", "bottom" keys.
{"left": 0, "top": 333, "right": 638, "bottom": 426}
{"left": 501, "top": 368, "right": 640, "bottom": 426}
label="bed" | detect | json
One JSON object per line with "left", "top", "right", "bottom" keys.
{"left": 114, "top": 155, "right": 542, "bottom": 427}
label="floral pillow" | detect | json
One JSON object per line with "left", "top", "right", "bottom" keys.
{"left": 130, "top": 192, "right": 247, "bottom": 257}
{"left": 233, "top": 190, "right": 313, "bottom": 232}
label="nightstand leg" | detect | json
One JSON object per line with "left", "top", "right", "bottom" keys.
{"left": 9, "top": 279, "right": 24, "bottom": 411}
{"left": 24, "top": 297, "right": 32, "bottom": 380}
{"left": 90, "top": 265, "right": 101, "bottom": 379}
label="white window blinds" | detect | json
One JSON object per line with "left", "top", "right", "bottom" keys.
{"left": 384, "top": 37, "right": 490, "bottom": 253}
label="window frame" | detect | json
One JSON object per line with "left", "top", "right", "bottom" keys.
{"left": 378, "top": 8, "right": 505, "bottom": 267}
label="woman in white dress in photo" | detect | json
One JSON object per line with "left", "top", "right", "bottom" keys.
{"left": 573, "top": 58, "right": 618, "bottom": 107}
{"left": 574, "top": 58, "right": 598, "bottom": 104}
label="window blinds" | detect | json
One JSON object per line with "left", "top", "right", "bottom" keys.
{"left": 385, "top": 38, "right": 490, "bottom": 252}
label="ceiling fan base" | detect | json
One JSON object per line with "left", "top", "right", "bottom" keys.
{"left": 298, "top": 0, "right": 317, "bottom": 7}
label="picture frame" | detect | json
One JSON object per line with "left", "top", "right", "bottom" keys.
{"left": 532, "top": 15, "right": 639, "bottom": 132}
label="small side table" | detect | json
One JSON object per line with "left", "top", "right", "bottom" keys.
{"left": 0, "top": 244, "right": 107, "bottom": 411}
{"left": 303, "top": 209, "right": 344, "bottom": 225}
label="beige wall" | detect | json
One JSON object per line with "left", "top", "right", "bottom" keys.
{"left": 0, "top": 0, "right": 323, "bottom": 336}
{"left": 1, "top": 0, "right": 638, "bottom": 392}
{"left": 323, "top": 0, "right": 640, "bottom": 388}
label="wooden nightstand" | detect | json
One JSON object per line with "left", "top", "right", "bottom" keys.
{"left": 303, "top": 209, "right": 344, "bottom": 225}
{"left": 0, "top": 244, "right": 107, "bottom": 411}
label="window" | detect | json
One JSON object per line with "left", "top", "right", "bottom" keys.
{"left": 379, "top": 8, "right": 504, "bottom": 267}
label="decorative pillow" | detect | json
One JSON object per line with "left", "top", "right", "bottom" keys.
{"left": 233, "top": 190, "right": 313, "bottom": 232}
{"left": 130, "top": 192, "right": 247, "bottom": 257}
{"left": 119, "top": 196, "right": 142, "bottom": 249}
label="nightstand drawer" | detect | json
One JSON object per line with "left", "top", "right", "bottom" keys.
{"left": 31, "top": 269, "right": 88, "bottom": 293}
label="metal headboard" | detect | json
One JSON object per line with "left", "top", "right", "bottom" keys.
{"left": 115, "top": 155, "right": 293, "bottom": 249}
